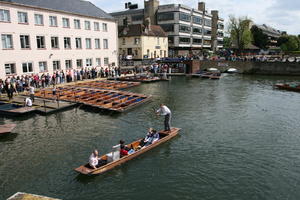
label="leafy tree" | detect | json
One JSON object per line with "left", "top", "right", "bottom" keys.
{"left": 278, "top": 35, "right": 300, "bottom": 52}
{"left": 251, "top": 25, "right": 269, "bottom": 49}
{"left": 227, "top": 16, "right": 253, "bottom": 54}
{"left": 223, "top": 36, "right": 231, "bottom": 48}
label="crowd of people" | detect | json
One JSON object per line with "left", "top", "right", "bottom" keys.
{"left": 0, "top": 67, "right": 121, "bottom": 99}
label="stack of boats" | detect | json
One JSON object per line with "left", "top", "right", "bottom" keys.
{"left": 34, "top": 80, "right": 151, "bottom": 112}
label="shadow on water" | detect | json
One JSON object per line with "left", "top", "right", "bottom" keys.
{"left": 0, "top": 132, "right": 18, "bottom": 142}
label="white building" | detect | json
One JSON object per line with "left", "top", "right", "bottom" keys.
{"left": 0, "top": 0, "right": 118, "bottom": 80}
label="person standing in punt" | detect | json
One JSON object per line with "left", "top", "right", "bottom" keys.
{"left": 156, "top": 104, "right": 172, "bottom": 131}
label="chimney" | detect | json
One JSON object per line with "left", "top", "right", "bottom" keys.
{"left": 198, "top": 2, "right": 205, "bottom": 12}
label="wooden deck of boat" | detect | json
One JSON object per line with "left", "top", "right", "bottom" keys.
{"left": 7, "top": 192, "right": 61, "bottom": 200}
{"left": 34, "top": 87, "right": 151, "bottom": 112}
{"left": 111, "top": 76, "right": 170, "bottom": 83}
{"left": 73, "top": 80, "right": 140, "bottom": 90}
{"left": 0, "top": 124, "right": 16, "bottom": 134}
{"left": 0, "top": 95, "right": 76, "bottom": 116}
{"left": 74, "top": 127, "right": 181, "bottom": 175}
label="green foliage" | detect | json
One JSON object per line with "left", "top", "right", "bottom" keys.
{"left": 278, "top": 35, "right": 300, "bottom": 52}
{"left": 223, "top": 36, "right": 231, "bottom": 48}
{"left": 251, "top": 25, "right": 269, "bottom": 49}
{"left": 227, "top": 15, "right": 253, "bottom": 54}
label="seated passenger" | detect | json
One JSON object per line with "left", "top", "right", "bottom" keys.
{"left": 139, "top": 128, "right": 155, "bottom": 147}
{"left": 120, "top": 144, "right": 128, "bottom": 158}
{"left": 89, "top": 149, "right": 107, "bottom": 169}
{"left": 24, "top": 97, "right": 32, "bottom": 107}
{"left": 152, "top": 129, "right": 160, "bottom": 143}
{"left": 119, "top": 140, "right": 131, "bottom": 151}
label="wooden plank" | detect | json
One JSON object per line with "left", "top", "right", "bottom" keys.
{"left": 0, "top": 124, "right": 16, "bottom": 134}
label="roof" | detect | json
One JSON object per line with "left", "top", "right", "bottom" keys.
{"left": 119, "top": 24, "right": 167, "bottom": 37}
{"left": 0, "top": 0, "right": 114, "bottom": 20}
{"left": 110, "top": 8, "right": 144, "bottom": 16}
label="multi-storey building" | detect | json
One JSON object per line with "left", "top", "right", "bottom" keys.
{"left": 111, "top": 1, "right": 224, "bottom": 57}
{"left": 0, "top": 0, "right": 118, "bottom": 80}
{"left": 119, "top": 24, "right": 168, "bottom": 59}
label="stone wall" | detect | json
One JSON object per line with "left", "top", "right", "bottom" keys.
{"left": 199, "top": 61, "right": 300, "bottom": 75}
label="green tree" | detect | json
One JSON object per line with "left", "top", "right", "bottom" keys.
{"left": 227, "top": 15, "right": 253, "bottom": 54}
{"left": 278, "top": 35, "right": 300, "bottom": 52}
{"left": 223, "top": 36, "right": 231, "bottom": 48}
{"left": 251, "top": 25, "right": 269, "bottom": 49}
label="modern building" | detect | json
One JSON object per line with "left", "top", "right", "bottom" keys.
{"left": 119, "top": 24, "right": 168, "bottom": 59}
{"left": 0, "top": 0, "right": 118, "bottom": 80}
{"left": 253, "top": 23, "right": 283, "bottom": 48}
{"left": 111, "top": 1, "right": 224, "bottom": 57}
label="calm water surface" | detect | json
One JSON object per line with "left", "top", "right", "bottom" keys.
{"left": 1, "top": 75, "right": 300, "bottom": 200}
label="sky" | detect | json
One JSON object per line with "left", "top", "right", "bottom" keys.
{"left": 90, "top": 0, "right": 300, "bottom": 35}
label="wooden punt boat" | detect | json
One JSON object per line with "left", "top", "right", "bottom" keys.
{"left": 0, "top": 124, "right": 16, "bottom": 135}
{"left": 275, "top": 83, "right": 300, "bottom": 92}
{"left": 74, "top": 127, "right": 181, "bottom": 175}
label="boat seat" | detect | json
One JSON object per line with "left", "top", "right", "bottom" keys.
{"left": 106, "top": 144, "right": 120, "bottom": 162}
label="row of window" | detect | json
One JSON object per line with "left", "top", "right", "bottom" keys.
{"left": 0, "top": 9, "right": 108, "bottom": 31}
{"left": 1, "top": 34, "right": 109, "bottom": 50}
{"left": 157, "top": 12, "right": 214, "bottom": 27}
{"left": 160, "top": 24, "right": 211, "bottom": 35}
{"left": 4, "top": 58, "right": 110, "bottom": 75}
{"left": 167, "top": 36, "right": 211, "bottom": 45}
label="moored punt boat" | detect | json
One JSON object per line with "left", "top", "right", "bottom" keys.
{"left": 110, "top": 76, "right": 169, "bottom": 83}
{"left": 275, "top": 83, "right": 300, "bottom": 92}
{"left": 74, "top": 127, "right": 181, "bottom": 175}
{"left": 0, "top": 124, "right": 16, "bottom": 135}
{"left": 74, "top": 80, "right": 140, "bottom": 90}
{"left": 7, "top": 192, "right": 61, "bottom": 200}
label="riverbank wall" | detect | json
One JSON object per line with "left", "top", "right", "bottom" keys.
{"left": 199, "top": 61, "right": 300, "bottom": 75}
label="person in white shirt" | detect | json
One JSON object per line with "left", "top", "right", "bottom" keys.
{"left": 156, "top": 104, "right": 172, "bottom": 131}
{"left": 89, "top": 150, "right": 100, "bottom": 169}
{"left": 24, "top": 97, "right": 32, "bottom": 107}
{"left": 28, "top": 86, "right": 35, "bottom": 102}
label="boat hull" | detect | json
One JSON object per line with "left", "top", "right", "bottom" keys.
{"left": 75, "top": 127, "right": 181, "bottom": 175}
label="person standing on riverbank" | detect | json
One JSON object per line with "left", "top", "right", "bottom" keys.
{"left": 156, "top": 104, "right": 172, "bottom": 131}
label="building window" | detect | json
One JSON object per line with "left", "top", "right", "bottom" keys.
{"left": 179, "top": 37, "right": 190, "bottom": 44}
{"left": 193, "top": 38, "right": 202, "bottom": 44}
{"left": 5, "top": 63, "right": 16, "bottom": 75}
{"left": 94, "top": 22, "right": 100, "bottom": 31}
{"left": 1, "top": 34, "right": 13, "bottom": 49}
{"left": 179, "top": 25, "right": 191, "bottom": 33}
{"left": 132, "top": 15, "right": 143, "bottom": 21}
{"left": 193, "top": 27, "right": 202, "bottom": 35}
{"left": 74, "top": 19, "right": 80, "bottom": 29}
{"left": 64, "top": 37, "right": 71, "bottom": 49}
{"left": 18, "top": 12, "right": 28, "bottom": 23}
{"left": 75, "top": 38, "right": 82, "bottom": 49}
{"left": 96, "top": 58, "right": 101, "bottom": 66}
{"left": 193, "top": 16, "right": 202, "bottom": 25}
{"left": 20, "top": 35, "right": 30, "bottom": 49}
{"left": 76, "top": 59, "right": 83, "bottom": 68}
{"left": 102, "top": 23, "right": 107, "bottom": 32}
{"left": 62, "top": 18, "right": 70, "bottom": 28}
{"left": 85, "top": 21, "right": 91, "bottom": 30}
{"left": 39, "top": 61, "right": 47, "bottom": 72}
{"left": 160, "top": 24, "right": 174, "bottom": 32}
{"left": 95, "top": 39, "right": 100, "bottom": 49}
{"left": 204, "top": 29, "right": 212, "bottom": 36}
{"left": 49, "top": 16, "right": 57, "bottom": 26}
{"left": 103, "top": 39, "right": 108, "bottom": 49}
{"left": 53, "top": 61, "right": 61, "bottom": 71}
{"left": 86, "top": 38, "right": 92, "bottom": 49}
{"left": 179, "top": 12, "right": 191, "bottom": 22}
{"left": 22, "top": 62, "right": 33, "bottom": 73}
{"left": 51, "top": 37, "right": 59, "bottom": 48}
{"left": 104, "top": 57, "right": 109, "bottom": 66}
{"left": 134, "top": 38, "right": 140, "bottom": 45}
{"left": 86, "top": 58, "right": 92, "bottom": 67}
{"left": 0, "top": 9, "right": 10, "bottom": 22}
{"left": 34, "top": 14, "right": 43, "bottom": 25}
{"left": 157, "top": 37, "right": 160, "bottom": 45}
{"left": 36, "top": 36, "right": 45, "bottom": 49}
{"left": 157, "top": 12, "right": 174, "bottom": 21}
{"left": 122, "top": 38, "right": 126, "bottom": 45}
{"left": 204, "top": 19, "right": 212, "bottom": 27}
{"left": 65, "top": 60, "right": 72, "bottom": 69}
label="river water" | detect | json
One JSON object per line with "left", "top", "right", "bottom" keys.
{"left": 1, "top": 75, "right": 300, "bottom": 200}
